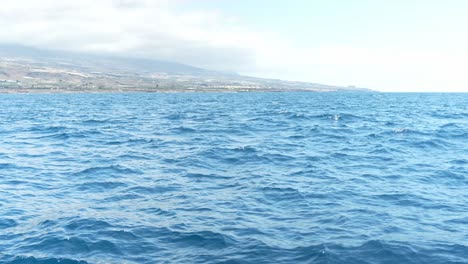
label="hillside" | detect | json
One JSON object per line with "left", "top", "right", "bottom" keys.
{"left": 0, "top": 44, "right": 372, "bottom": 93}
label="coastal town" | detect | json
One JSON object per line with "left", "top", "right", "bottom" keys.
{"left": 0, "top": 50, "right": 370, "bottom": 93}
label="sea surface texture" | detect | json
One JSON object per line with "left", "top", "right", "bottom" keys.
{"left": 0, "top": 92, "right": 467, "bottom": 264}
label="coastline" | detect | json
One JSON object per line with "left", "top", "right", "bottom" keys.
{"left": 0, "top": 88, "right": 374, "bottom": 94}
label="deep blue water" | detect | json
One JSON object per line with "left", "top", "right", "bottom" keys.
{"left": 0, "top": 92, "right": 467, "bottom": 264}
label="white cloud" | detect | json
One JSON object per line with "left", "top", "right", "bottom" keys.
{"left": 1, "top": 0, "right": 468, "bottom": 91}
{"left": 0, "top": 0, "right": 263, "bottom": 72}
{"left": 270, "top": 46, "right": 468, "bottom": 92}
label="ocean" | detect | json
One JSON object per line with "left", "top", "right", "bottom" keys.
{"left": 0, "top": 92, "right": 467, "bottom": 263}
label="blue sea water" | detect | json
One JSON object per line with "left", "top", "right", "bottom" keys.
{"left": 0, "top": 92, "right": 467, "bottom": 264}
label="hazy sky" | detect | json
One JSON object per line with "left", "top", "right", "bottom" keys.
{"left": 1, "top": 0, "right": 468, "bottom": 92}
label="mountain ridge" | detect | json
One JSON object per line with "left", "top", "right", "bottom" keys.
{"left": 0, "top": 44, "right": 373, "bottom": 93}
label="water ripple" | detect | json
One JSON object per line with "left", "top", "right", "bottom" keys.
{"left": 0, "top": 92, "right": 467, "bottom": 263}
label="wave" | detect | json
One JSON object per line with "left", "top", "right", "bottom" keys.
{"left": 35, "top": 130, "right": 103, "bottom": 140}
{"left": 81, "top": 118, "right": 111, "bottom": 125}
{"left": 73, "top": 165, "right": 143, "bottom": 177}
{"left": 75, "top": 181, "right": 128, "bottom": 192}
{"left": 0, "top": 218, "right": 18, "bottom": 229}
{"left": 1, "top": 256, "right": 88, "bottom": 264}
{"left": 17, "top": 236, "right": 120, "bottom": 255}
{"left": 1, "top": 92, "right": 467, "bottom": 263}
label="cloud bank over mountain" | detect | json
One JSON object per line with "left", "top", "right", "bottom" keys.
{"left": 0, "top": 0, "right": 267, "bottom": 72}
{"left": 1, "top": 0, "right": 468, "bottom": 91}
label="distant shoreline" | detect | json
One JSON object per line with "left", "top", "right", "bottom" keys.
{"left": 0, "top": 88, "right": 375, "bottom": 94}
{"left": 0, "top": 45, "right": 373, "bottom": 94}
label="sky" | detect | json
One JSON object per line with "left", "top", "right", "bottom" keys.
{"left": 1, "top": 0, "right": 468, "bottom": 92}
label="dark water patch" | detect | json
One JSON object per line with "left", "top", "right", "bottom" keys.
{"left": 432, "top": 112, "right": 468, "bottom": 119}
{"left": 35, "top": 131, "right": 103, "bottom": 140}
{"left": 141, "top": 207, "right": 176, "bottom": 217}
{"left": 25, "top": 125, "right": 68, "bottom": 133}
{"left": 0, "top": 218, "right": 18, "bottom": 229}
{"left": 184, "top": 173, "right": 233, "bottom": 180}
{"left": 0, "top": 163, "right": 37, "bottom": 171}
{"left": 73, "top": 165, "right": 142, "bottom": 177}
{"left": 81, "top": 118, "right": 111, "bottom": 125}
{"left": 64, "top": 218, "right": 114, "bottom": 231}
{"left": 102, "top": 193, "right": 145, "bottom": 202}
{"left": 406, "top": 139, "right": 450, "bottom": 150}
{"left": 1, "top": 256, "right": 88, "bottom": 264}
{"left": 200, "top": 147, "right": 264, "bottom": 165}
{"left": 75, "top": 181, "right": 128, "bottom": 192}
{"left": 106, "top": 138, "right": 163, "bottom": 146}
{"left": 126, "top": 185, "right": 180, "bottom": 195}
{"left": 260, "top": 186, "right": 306, "bottom": 202}
{"left": 0, "top": 163, "right": 19, "bottom": 170}
{"left": 132, "top": 227, "right": 235, "bottom": 250}
{"left": 117, "top": 153, "right": 152, "bottom": 160}
{"left": 170, "top": 126, "right": 197, "bottom": 133}
{"left": 439, "top": 122, "right": 462, "bottom": 129}
{"left": 449, "top": 159, "right": 468, "bottom": 165}
{"left": 18, "top": 236, "right": 120, "bottom": 255}
{"left": 372, "top": 193, "right": 451, "bottom": 210}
